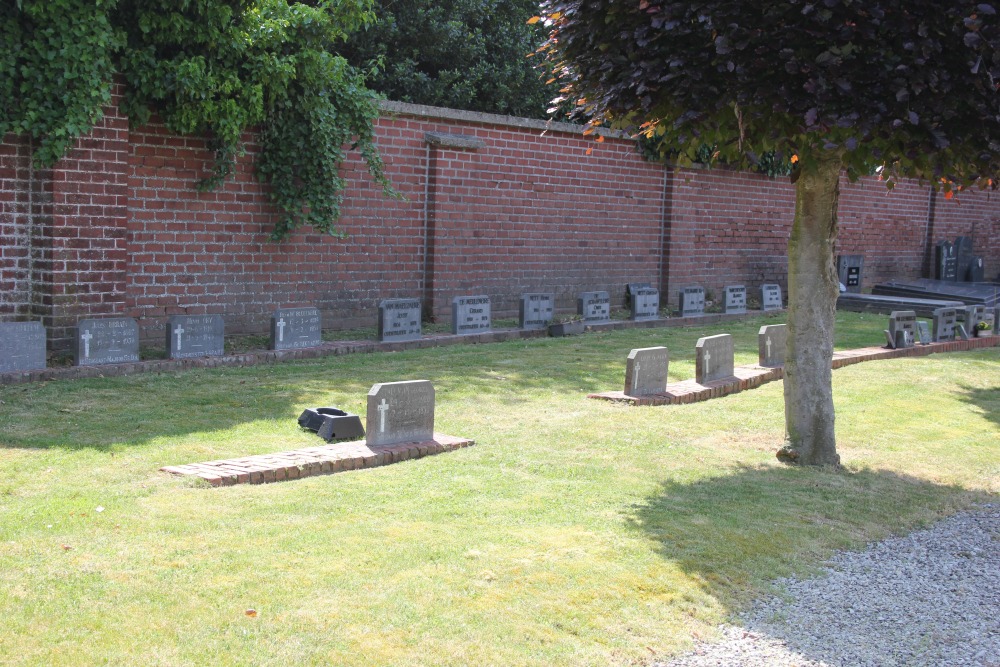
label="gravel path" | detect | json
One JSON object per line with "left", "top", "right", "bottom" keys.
{"left": 655, "top": 505, "right": 1000, "bottom": 667}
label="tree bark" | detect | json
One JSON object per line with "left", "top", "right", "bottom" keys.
{"left": 777, "top": 153, "right": 842, "bottom": 467}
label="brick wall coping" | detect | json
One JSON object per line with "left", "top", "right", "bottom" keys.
{"left": 0, "top": 311, "right": 774, "bottom": 385}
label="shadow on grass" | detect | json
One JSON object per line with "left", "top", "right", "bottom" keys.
{"left": 955, "top": 382, "right": 1000, "bottom": 430}
{"left": 627, "top": 463, "right": 983, "bottom": 609}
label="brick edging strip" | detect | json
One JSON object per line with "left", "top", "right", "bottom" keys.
{"left": 161, "top": 433, "right": 474, "bottom": 487}
{"left": 589, "top": 335, "right": 1000, "bottom": 406}
{"left": 0, "top": 310, "right": 777, "bottom": 385}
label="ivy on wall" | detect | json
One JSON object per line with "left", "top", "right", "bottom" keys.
{"left": 0, "top": 0, "right": 392, "bottom": 240}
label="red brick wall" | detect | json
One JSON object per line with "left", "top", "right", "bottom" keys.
{"left": 3, "top": 92, "right": 1000, "bottom": 351}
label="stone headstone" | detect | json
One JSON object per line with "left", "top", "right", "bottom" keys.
{"left": 957, "top": 323, "right": 971, "bottom": 340}
{"left": 0, "top": 321, "right": 46, "bottom": 373}
{"left": 888, "top": 311, "right": 917, "bottom": 349}
{"left": 452, "top": 295, "right": 491, "bottom": 335}
{"left": 723, "top": 285, "right": 747, "bottom": 315}
{"left": 916, "top": 321, "right": 932, "bottom": 345}
{"left": 578, "top": 291, "right": 611, "bottom": 323}
{"left": 366, "top": 380, "right": 435, "bottom": 447}
{"left": 955, "top": 235, "right": 974, "bottom": 281}
{"left": 519, "top": 293, "right": 555, "bottom": 330}
{"left": 962, "top": 304, "right": 985, "bottom": 332}
{"left": 758, "top": 324, "right": 787, "bottom": 367}
{"left": 932, "top": 307, "right": 958, "bottom": 342}
{"left": 626, "top": 282, "right": 652, "bottom": 307}
{"left": 378, "top": 298, "right": 422, "bottom": 342}
{"left": 678, "top": 286, "right": 705, "bottom": 317}
{"left": 624, "top": 346, "right": 669, "bottom": 397}
{"left": 75, "top": 318, "right": 140, "bottom": 366}
{"left": 968, "top": 256, "right": 985, "bottom": 283}
{"left": 837, "top": 255, "right": 864, "bottom": 293}
{"left": 270, "top": 307, "right": 322, "bottom": 350}
{"left": 884, "top": 329, "right": 896, "bottom": 349}
{"left": 695, "top": 334, "right": 735, "bottom": 384}
{"left": 761, "top": 284, "right": 783, "bottom": 311}
{"left": 166, "top": 315, "right": 224, "bottom": 359}
{"left": 935, "top": 240, "right": 958, "bottom": 281}
{"left": 630, "top": 287, "right": 660, "bottom": 321}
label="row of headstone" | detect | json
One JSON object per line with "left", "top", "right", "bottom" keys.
{"left": 886, "top": 305, "right": 998, "bottom": 348}
{"left": 678, "top": 284, "right": 782, "bottom": 317}
{"left": 935, "top": 236, "right": 985, "bottom": 282}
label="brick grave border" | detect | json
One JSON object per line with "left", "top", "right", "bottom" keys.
{"left": 589, "top": 335, "right": 1000, "bottom": 406}
{"left": 161, "top": 434, "right": 474, "bottom": 487}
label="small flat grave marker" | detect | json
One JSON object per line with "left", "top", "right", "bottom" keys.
{"left": 916, "top": 321, "right": 932, "bottom": 345}
{"left": 837, "top": 255, "right": 864, "bottom": 293}
{"left": 75, "top": 318, "right": 140, "bottom": 366}
{"left": 888, "top": 311, "right": 917, "bottom": 349}
{"left": 758, "top": 324, "right": 787, "bottom": 367}
{"left": 695, "top": 333, "right": 735, "bottom": 384}
{"left": 630, "top": 287, "right": 660, "bottom": 321}
{"left": 271, "top": 307, "right": 322, "bottom": 350}
{"left": 679, "top": 286, "right": 705, "bottom": 317}
{"left": 578, "top": 291, "right": 611, "bottom": 323}
{"left": 724, "top": 285, "right": 747, "bottom": 315}
{"left": 932, "top": 307, "right": 958, "bottom": 342}
{"left": 761, "top": 284, "right": 783, "bottom": 311}
{"left": 519, "top": 293, "right": 555, "bottom": 330}
{"left": 167, "top": 315, "right": 224, "bottom": 359}
{"left": 624, "top": 346, "right": 669, "bottom": 397}
{"left": 0, "top": 321, "right": 46, "bottom": 372}
{"left": 452, "top": 295, "right": 491, "bottom": 335}
{"left": 378, "top": 298, "right": 422, "bottom": 342}
{"left": 366, "top": 380, "right": 435, "bottom": 447}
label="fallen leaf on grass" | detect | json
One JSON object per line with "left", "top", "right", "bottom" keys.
{"left": 245, "top": 609, "right": 258, "bottom": 618}
{"left": 61, "top": 544, "right": 73, "bottom": 551}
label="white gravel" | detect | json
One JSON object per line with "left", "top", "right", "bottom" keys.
{"left": 655, "top": 504, "right": 1000, "bottom": 667}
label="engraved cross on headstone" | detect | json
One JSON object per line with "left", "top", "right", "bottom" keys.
{"left": 81, "top": 330, "right": 93, "bottom": 359}
{"left": 378, "top": 398, "right": 389, "bottom": 433}
{"left": 703, "top": 349, "right": 711, "bottom": 373}
{"left": 276, "top": 318, "right": 286, "bottom": 343}
{"left": 766, "top": 336, "right": 772, "bottom": 358}
{"left": 173, "top": 324, "right": 185, "bottom": 350}
{"left": 632, "top": 363, "right": 640, "bottom": 391}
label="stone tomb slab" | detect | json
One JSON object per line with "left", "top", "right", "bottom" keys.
{"left": 888, "top": 310, "right": 917, "bottom": 349}
{"left": 167, "top": 315, "right": 224, "bottom": 359}
{"left": 761, "top": 284, "right": 783, "bottom": 311}
{"left": 578, "top": 291, "right": 611, "bottom": 323}
{"left": 75, "top": 318, "right": 140, "bottom": 366}
{"left": 758, "top": 324, "right": 787, "bottom": 367}
{"left": 630, "top": 287, "right": 660, "bottom": 321}
{"left": 0, "top": 321, "right": 47, "bottom": 373}
{"left": 452, "top": 295, "right": 491, "bottom": 335}
{"left": 696, "top": 334, "right": 735, "bottom": 384}
{"left": 367, "top": 380, "right": 435, "bottom": 447}
{"left": 932, "top": 307, "right": 958, "bottom": 341}
{"left": 679, "top": 286, "right": 705, "bottom": 317}
{"left": 724, "top": 285, "right": 747, "bottom": 315}
{"left": 624, "top": 346, "right": 669, "bottom": 397}
{"left": 837, "top": 255, "right": 864, "bottom": 293}
{"left": 378, "top": 298, "right": 422, "bottom": 342}
{"left": 271, "top": 307, "right": 322, "bottom": 350}
{"left": 519, "top": 293, "right": 555, "bottom": 330}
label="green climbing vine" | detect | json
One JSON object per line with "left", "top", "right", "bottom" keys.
{"left": 1, "top": 0, "right": 392, "bottom": 240}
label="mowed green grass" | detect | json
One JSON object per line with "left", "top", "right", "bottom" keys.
{"left": 0, "top": 312, "right": 997, "bottom": 666}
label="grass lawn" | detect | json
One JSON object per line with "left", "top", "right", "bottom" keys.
{"left": 1, "top": 311, "right": 997, "bottom": 666}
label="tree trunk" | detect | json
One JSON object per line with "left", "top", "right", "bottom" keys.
{"left": 777, "top": 153, "right": 842, "bottom": 467}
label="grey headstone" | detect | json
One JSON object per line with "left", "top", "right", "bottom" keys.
{"left": 519, "top": 293, "right": 555, "bottom": 330}
{"left": 75, "top": 318, "right": 140, "bottom": 366}
{"left": 0, "top": 321, "right": 46, "bottom": 372}
{"left": 452, "top": 295, "right": 491, "bottom": 335}
{"left": 695, "top": 334, "right": 735, "bottom": 384}
{"left": 968, "top": 256, "right": 985, "bottom": 283}
{"left": 366, "top": 380, "right": 435, "bottom": 447}
{"left": 678, "top": 286, "right": 705, "bottom": 317}
{"left": 378, "top": 298, "right": 422, "bottom": 342}
{"left": 578, "top": 291, "right": 611, "bottom": 323}
{"left": 624, "top": 346, "right": 669, "bottom": 397}
{"left": 955, "top": 235, "right": 974, "bottom": 281}
{"left": 758, "top": 324, "right": 787, "bottom": 367}
{"left": 984, "top": 306, "right": 998, "bottom": 332}
{"left": 884, "top": 330, "right": 896, "bottom": 349}
{"left": 837, "top": 255, "right": 864, "bottom": 293}
{"left": 916, "top": 321, "right": 932, "bottom": 345}
{"left": 630, "top": 287, "right": 660, "bottom": 321}
{"left": 166, "top": 315, "right": 224, "bottom": 359}
{"left": 932, "top": 307, "right": 958, "bottom": 342}
{"left": 957, "top": 323, "right": 971, "bottom": 340}
{"left": 724, "top": 285, "right": 747, "bottom": 315}
{"left": 962, "top": 304, "right": 985, "bottom": 332}
{"left": 888, "top": 311, "right": 917, "bottom": 349}
{"left": 270, "top": 307, "right": 322, "bottom": 350}
{"left": 626, "top": 282, "right": 652, "bottom": 307}
{"left": 761, "top": 284, "right": 783, "bottom": 311}
{"left": 936, "top": 240, "right": 958, "bottom": 281}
